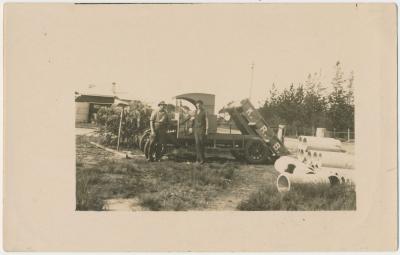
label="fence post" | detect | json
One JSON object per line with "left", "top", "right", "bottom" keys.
{"left": 333, "top": 128, "right": 336, "bottom": 138}
{"left": 347, "top": 128, "right": 350, "bottom": 142}
{"left": 117, "top": 107, "right": 124, "bottom": 151}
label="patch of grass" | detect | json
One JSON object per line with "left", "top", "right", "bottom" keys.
{"left": 139, "top": 194, "right": 163, "bottom": 211}
{"left": 76, "top": 159, "right": 84, "bottom": 167}
{"left": 76, "top": 135, "right": 239, "bottom": 211}
{"left": 76, "top": 169, "right": 106, "bottom": 211}
{"left": 237, "top": 182, "right": 356, "bottom": 211}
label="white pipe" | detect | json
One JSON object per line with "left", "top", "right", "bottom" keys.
{"left": 306, "top": 151, "right": 312, "bottom": 165}
{"left": 302, "top": 145, "right": 344, "bottom": 153}
{"left": 314, "top": 151, "right": 354, "bottom": 169}
{"left": 315, "top": 167, "right": 355, "bottom": 184}
{"left": 301, "top": 136, "right": 342, "bottom": 146}
{"left": 296, "top": 148, "right": 307, "bottom": 162}
{"left": 276, "top": 172, "right": 341, "bottom": 192}
{"left": 274, "top": 156, "right": 314, "bottom": 175}
{"left": 298, "top": 136, "right": 344, "bottom": 152}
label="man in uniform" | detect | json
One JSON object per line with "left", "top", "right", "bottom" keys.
{"left": 147, "top": 101, "right": 169, "bottom": 162}
{"left": 192, "top": 100, "right": 209, "bottom": 164}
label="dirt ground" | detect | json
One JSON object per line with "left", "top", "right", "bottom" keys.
{"left": 76, "top": 128, "right": 355, "bottom": 211}
{"left": 204, "top": 164, "right": 277, "bottom": 210}
{"left": 76, "top": 130, "right": 278, "bottom": 211}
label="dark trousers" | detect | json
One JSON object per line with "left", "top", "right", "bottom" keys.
{"left": 147, "top": 128, "right": 167, "bottom": 161}
{"left": 194, "top": 127, "right": 206, "bottom": 162}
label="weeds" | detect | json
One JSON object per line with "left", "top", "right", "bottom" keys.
{"left": 76, "top": 169, "right": 105, "bottom": 211}
{"left": 76, "top": 136, "right": 239, "bottom": 211}
{"left": 238, "top": 182, "right": 356, "bottom": 211}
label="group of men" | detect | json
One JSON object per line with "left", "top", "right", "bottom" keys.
{"left": 146, "top": 100, "right": 208, "bottom": 164}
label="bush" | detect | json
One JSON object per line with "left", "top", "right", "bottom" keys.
{"left": 139, "top": 194, "right": 163, "bottom": 211}
{"left": 96, "top": 100, "right": 153, "bottom": 148}
{"left": 238, "top": 182, "right": 356, "bottom": 211}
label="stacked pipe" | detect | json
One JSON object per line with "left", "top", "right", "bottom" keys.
{"left": 276, "top": 136, "right": 354, "bottom": 192}
{"left": 275, "top": 156, "right": 341, "bottom": 192}
{"left": 296, "top": 136, "right": 354, "bottom": 168}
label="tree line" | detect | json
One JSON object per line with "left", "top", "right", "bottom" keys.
{"left": 259, "top": 61, "right": 354, "bottom": 137}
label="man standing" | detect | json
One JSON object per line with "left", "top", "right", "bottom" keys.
{"left": 147, "top": 101, "right": 169, "bottom": 162}
{"left": 192, "top": 100, "right": 209, "bottom": 164}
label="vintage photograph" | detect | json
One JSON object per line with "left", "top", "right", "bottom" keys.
{"left": 74, "top": 5, "right": 355, "bottom": 211}
{"left": 5, "top": 2, "right": 397, "bottom": 251}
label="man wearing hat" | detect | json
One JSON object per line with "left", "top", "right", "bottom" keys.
{"left": 192, "top": 100, "right": 209, "bottom": 164}
{"left": 147, "top": 100, "right": 169, "bottom": 161}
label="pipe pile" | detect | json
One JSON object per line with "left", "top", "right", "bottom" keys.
{"left": 275, "top": 156, "right": 342, "bottom": 192}
{"left": 276, "top": 136, "right": 355, "bottom": 192}
{"left": 296, "top": 136, "right": 352, "bottom": 168}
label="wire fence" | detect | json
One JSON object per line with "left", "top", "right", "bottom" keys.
{"left": 283, "top": 126, "right": 355, "bottom": 142}
{"left": 218, "top": 120, "right": 355, "bottom": 142}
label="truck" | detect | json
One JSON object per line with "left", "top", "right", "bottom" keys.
{"left": 138, "top": 93, "right": 289, "bottom": 164}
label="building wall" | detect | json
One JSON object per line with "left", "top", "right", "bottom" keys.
{"left": 76, "top": 102, "right": 90, "bottom": 123}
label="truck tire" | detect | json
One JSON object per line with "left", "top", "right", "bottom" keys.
{"left": 230, "top": 150, "right": 245, "bottom": 161}
{"left": 244, "top": 140, "right": 270, "bottom": 164}
{"left": 139, "top": 130, "right": 150, "bottom": 151}
{"left": 144, "top": 140, "right": 164, "bottom": 161}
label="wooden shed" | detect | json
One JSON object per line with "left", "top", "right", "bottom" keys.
{"left": 75, "top": 93, "right": 116, "bottom": 123}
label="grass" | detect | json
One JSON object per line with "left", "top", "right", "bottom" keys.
{"left": 76, "top": 134, "right": 357, "bottom": 211}
{"left": 237, "top": 182, "right": 356, "bottom": 211}
{"left": 76, "top": 135, "right": 239, "bottom": 211}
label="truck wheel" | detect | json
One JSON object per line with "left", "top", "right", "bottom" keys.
{"left": 144, "top": 140, "right": 164, "bottom": 161}
{"left": 244, "top": 140, "right": 269, "bottom": 164}
{"left": 144, "top": 139, "right": 151, "bottom": 160}
{"left": 139, "top": 130, "right": 150, "bottom": 151}
{"left": 231, "top": 150, "right": 245, "bottom": 161}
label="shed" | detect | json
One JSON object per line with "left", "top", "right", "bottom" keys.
{"left": 75, "top": 93, "right": 116, "bottom": 123}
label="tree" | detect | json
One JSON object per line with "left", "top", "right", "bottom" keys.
{"left": 326, "top": 61, "right": 354, "bottom": 131}
{"left": 303, "top": 73, "right": 328, "bottom": 131}
{"left": 259, "top": 61, "right": 355, "bottom": 137}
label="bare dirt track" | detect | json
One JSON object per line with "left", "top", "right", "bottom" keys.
{"left": 204, "top": 164, "right": 277, "bottom": 210}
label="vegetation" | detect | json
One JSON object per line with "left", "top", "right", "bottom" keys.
{"left": 238, "top": 182, "right": 356, "bottom": 211}
{"left": 76, "top": 135, "right": 356, "bottom": 211}
{"left": 259, "top": 61, "right": 354, "bottom": 138}
{"left": 76, "top": 136, "right": 238, "bottom": 211}
{"left": 95, "top": 100, "right": 152, "bottom": 148}
{"left": 95, "top": 101, "right": 176, "bottom": 148}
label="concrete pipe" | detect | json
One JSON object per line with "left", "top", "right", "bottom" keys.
{"left": 302, "top": 145, "right": 344, "bottom": 153}
{"left": 276, "top": 172, "right": 341, "bottom": 192}
{"left": 305, "top": 151, "right": 312, "bottom": 166}
{"left": 301, "top": 136, "right": 341, "bottom": 145}
{"left": 274, "top": 156, "right": 314, "bottom": 175}
{"left": 315, "top": 151, "right": 354, "bottom": 169}
{"left": 311, "top": 151, "right": 320, "bottom": 168}
{"left": 297, "top": 148, "right": 307, "bottom": 162}
{"left": 301, "top": 136, "right": 342, "bottom": 150}
{"left": 317, "top": 167, "right": 355, "bottom": 184}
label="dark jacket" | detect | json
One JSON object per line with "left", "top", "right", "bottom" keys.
{"left": 193, "top": 108, "right": 208, "bottom": 131}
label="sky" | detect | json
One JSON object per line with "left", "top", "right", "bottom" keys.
{"left": 72, "top": 4, "right": 360, "bottom": 110}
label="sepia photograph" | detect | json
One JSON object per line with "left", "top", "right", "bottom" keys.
{"left": 74, "top": 4, "right": 356, "bottom": 211}
{"left": 4, "top": 3, "right": 397, "bottom": 251}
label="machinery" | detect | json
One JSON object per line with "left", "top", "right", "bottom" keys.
{"left": 138, "top": 93, "right": 289, "bottom": 164}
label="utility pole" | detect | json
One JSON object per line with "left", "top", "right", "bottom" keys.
{"left": 249, "top": 62, "right": 255, "bottom": 100}
{"left": 112, "top": 82, "right": 117, "bottom": 96}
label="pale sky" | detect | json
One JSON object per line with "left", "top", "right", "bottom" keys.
{"left": 72, "top": 4, "right": 360, "bottom": 110}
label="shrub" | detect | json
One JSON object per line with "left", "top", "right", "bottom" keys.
{"left": 238, "top": 182, "right": 356, "bottom": 211}
{"left": 76, "top": 169, "right": 105, "bottom": 211}
{"left": 139, "top": 194, "right": 163, "bottom": 211}
{"left": 96, "top": 100, "right": 153, "bottom": 148}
